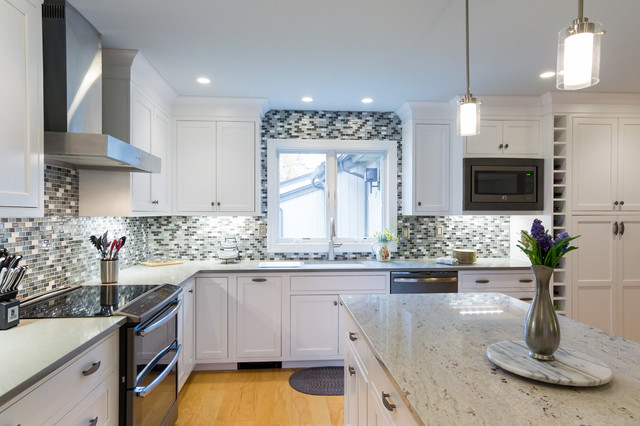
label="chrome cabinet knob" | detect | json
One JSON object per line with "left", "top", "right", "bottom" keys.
{"left": 614, "top": 201, "right": 619, "bottom": 206}
{"left": 498, "top": 144, "right": 504, "bottom": 149}
{"left": 504, "top": 143, "right": 509, "bottom": 149}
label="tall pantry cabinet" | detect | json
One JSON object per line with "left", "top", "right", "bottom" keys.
{"left": 570, "top": 114, "right": 640, "bottom": 343}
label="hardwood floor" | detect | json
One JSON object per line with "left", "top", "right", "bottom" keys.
{"left": 176, "top": 369, "right": 344, "bottom": 426}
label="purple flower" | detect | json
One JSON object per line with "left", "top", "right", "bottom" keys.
{"left": 531, "top": 219, "right": 553, "bottom": 257}
{"left": 554, "top": 231, "right": 570, "bottom": 252}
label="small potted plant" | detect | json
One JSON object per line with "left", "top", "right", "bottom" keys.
{"left": 372, "top": 229, "right": 398, "bottom": 262}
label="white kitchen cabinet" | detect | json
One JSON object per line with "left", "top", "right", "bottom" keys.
{"left": 174, "top": 120, "right": 257, "bottom": 215}
{"left": 178, "top": 279, "right": 196, "bottom": 390}
{"left": 464, "top": 120, "right": 540, "bottom": 157}
{"left": 236, "top": 275, "right": 282, "bottom": 358}
{"left": 402, "top": 122, "right": 454, "bottom": 215}
{"left": 0, "top": 0, "right": 44, "bottom": 217}
{"left": 80, "top": 49, "right": 175, "bottom": 217}
{"left": 0, "top": 332, "right": 118, "bottom": 425}
{"left": 344, "top": 340, "right": 368, "bottom": 426}
{"left": 195, "top": 276, "right": 229, "bottom": 361}
{"left": 458, "top": 269, "right": 535, "bottom": 302}
{"left": 572, "top": 215, "right": 640, "bottom": 343}
{"left": 572, "top": 118, "right": 640, "bottom": 212}
{"left": 290, "top": 295, "right": 341, "bottom": 358}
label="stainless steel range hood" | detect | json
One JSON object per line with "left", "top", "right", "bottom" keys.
{"left": 42, "top": 0, "right": 160, "bottom": 173}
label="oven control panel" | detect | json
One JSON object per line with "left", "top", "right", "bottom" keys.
{"left": 119, "top": 284, "right": 181, "bottom": 317}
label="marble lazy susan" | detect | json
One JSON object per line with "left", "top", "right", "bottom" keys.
{"left": 487, "top": 340, "right": 612, "bottom": 387}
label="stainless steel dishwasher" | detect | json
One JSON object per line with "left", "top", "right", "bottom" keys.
{"left": 390, "top": 271, "right": 458, "bottom": 293}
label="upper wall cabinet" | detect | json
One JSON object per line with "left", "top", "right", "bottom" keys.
{"left": 0, "top": 0, "right": 44, "bottom": 217}
{"left": 464, "top": 120, "right": 540, "bottom": 157}
{"left": 79, "top": 49, "right": 176, "bottom": 217}
{"left": 174, "top": 120, "right": 258, "bottom": 215}
{"left": 572, "top": 117, "right": 640, "bottom": 213}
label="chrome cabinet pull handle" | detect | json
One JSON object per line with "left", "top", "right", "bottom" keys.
{"left": 620, "top": 221, "right": 625, "bottom": 236}
{"left": 82, "top": 361, "right": 101, "bottom": 376}
{"left": 251, "top": 278, "right": 267, "bottom": 282}
{"left": 519, "top": 279, "right": 533, "bottom": 283}
{"left": 89, "top": 417, "right": 98, "bottom": 426}
{"left": 382, "top": 392, "right": 396, "bottom": 412}
{"left": 614, "top": 221, "right": 619, "bottom": 236}
{"left": 475, "top": 279, "right": 490, "bottom": 284}
{"left": 348, "top": 332, "right": 357, "bottom": 341}
{"left": 349, "top": 366, "right": 356, "bottom": 376}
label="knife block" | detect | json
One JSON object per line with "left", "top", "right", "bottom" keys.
{"left": 0, "top": 299, "right": 19, "bottom": 330}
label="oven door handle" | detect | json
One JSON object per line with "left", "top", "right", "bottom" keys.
{"left": 134, "top": 343, "right": 182, "bottom": 398}
{"left": 136, "top": 299, "right": 181, "bottom": 337}
{"left": 392, "top": 277, "right": 458, "bottom": 283}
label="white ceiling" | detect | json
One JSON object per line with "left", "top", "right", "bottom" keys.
{"left": 69, "top": 0, "right": 640, "bottom": 112}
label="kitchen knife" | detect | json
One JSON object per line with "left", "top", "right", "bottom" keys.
{"left": 0, "top": 269, "right": 14, "bottom": 293}
{"left": 8, "top": 255, "right": 21, "bottom": 269}
{"left": 10, "top": 267, "right": 26, "bottom": 291}
{"left": 0, "top": 267, "right": 7, "bottom": 291}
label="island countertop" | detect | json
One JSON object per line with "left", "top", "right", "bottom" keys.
{"left": 340, "top": 293, "right": 640, "bottom": 425}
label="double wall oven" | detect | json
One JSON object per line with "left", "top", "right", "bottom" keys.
{"left": 21, "top": 283, "right": 182, "bottom": 425}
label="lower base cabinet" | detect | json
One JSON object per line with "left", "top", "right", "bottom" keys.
{"left": 344, "top": 340, "right": 368, "bottom": 426}
{"left": 0, "top": 332, "right": 119, "bottom": 425}
{"left": 178, "top": 279, "right": 196, "bottom": 391}
{"left": 290, "top": 294, "right": 342, "bottom": 358}
{"left": 195, "top": 276, "right": 229, "bottom": 361}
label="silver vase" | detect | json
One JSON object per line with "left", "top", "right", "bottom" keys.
{"left": 524, "top": 265, "right": 560, "bottom": 360}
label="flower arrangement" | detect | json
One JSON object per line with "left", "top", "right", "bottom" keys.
{"left": 373, "top": 229, "right": 398, "bottom": 243}
{"left": 517, "top": 219, "right": 579, "bottom": 269}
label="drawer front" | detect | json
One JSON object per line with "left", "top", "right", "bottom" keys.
{"left": 291, "top": 274, "right": 387, "bottom": 292}
{"left": 52, "top": 370, "right": 118, "bottom": 426}
{"left": 344, "top": 311, "right": 370, "bottom": 376}
{"left": 0, "top": 333, "right": 118, "bottom": 425}
{"left": 459, "top": 270, "right": 534, "bottom": 292}
{"left": 368, "top": 355, "right": 416, "bottom": 425}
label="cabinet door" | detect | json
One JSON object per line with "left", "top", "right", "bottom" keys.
{"left": 290, "top": 295, "right": 340, "bottom": 358}
{"left": 464, "top": 120, "right": 502, "bottom": 156}
{"left": 130, "top": 88, "right": 154, "bottom": 211}
{"left": 195, "top": 277, "right": 228, "bottom": 360}
{"left": 237, "top": 276, "right": 282, "bottom": 358}
{"left": 0, "top": 0, "right": 42, "bottom": 212}
{"left": 151, "top": 107, "right": 170, "bottom": 213}
{"left": 572, "top": 118, "right": 618, "bottom": 211}
{"left": 572, "top": 216, "right": 617, "bottom": 333}
{"left": 179, "top": 280, "right": 195, "bottom": 390}
{"left": 502, "top": 120, "right": 539, "bottom": 156}
{"left": 413, "top": 124, "right": 450, "bottom": 213}
{"left": 345, "top": 342, "right": 368, "bottom": 426}
{"left": 618, "top": 217, "right": 640, "bottom": 343}
{"left": 216, "top": 121, "right": 256, "bottom": 212}
{"left": 175, "top": 121, "right": 217, "bottom": 212}
{"left": 618, "top": 119, "right": 640, "bottom": 211}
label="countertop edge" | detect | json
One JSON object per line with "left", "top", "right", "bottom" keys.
{"left": 0, "top": 317, "right": 126, "bottom": 408}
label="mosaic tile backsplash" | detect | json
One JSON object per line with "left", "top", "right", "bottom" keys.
{"left": 0, "top": 111, "right": 510, "bottom": 299}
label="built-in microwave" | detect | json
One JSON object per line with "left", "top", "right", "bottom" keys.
{"left": 463, "top": 158, "right": 544, "bottom": 211}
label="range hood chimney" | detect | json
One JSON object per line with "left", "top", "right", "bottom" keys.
{"left": 42, "top": 0, "right": 160, "bottom": 173}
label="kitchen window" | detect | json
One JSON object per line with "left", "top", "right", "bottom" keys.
{"left": 267, "top": 139, "right": 397, "bottom": 253}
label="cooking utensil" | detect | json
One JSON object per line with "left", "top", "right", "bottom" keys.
{"left": 11, "top": 266, "right": 27, "bottom": 291}
{"left": 1, "top": 269, "right": 14, "bottom": 293}
{"left": 8, "top": 255, "right": 21, "bottom": 269}
{"left": 113, "top": 239, "right": 123, "bottom": 260}
{"left": 108, "top": 240, "right": 117, "bottom": 260}
{"left": 89, "top": 235, "right": 103, "bottom": 255}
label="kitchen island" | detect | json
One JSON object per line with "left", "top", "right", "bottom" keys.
{"left": 341, "top": 293, "right": 640, "bottom": 425}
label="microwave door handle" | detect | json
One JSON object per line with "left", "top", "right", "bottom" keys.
{"left": 136, "top": 299, "right": 181, "bottom": 337}
{"left": 134, "top": 343, "right": 181, "bottom": 398}
{"left": 393, "top": 277, "right": 458, "bottom": 283}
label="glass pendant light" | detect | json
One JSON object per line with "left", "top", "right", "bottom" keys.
{"left": 457, "top": 0, "right": 481, "bottom": 136}
{"left": 556, "top": 0, "right": 605, "bottom": 90}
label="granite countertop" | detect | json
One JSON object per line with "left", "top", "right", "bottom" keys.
{"left": 0, "top": 316, "right": 125, "bottom": 407}
{"left": 85, "top": 258, "right": 531, "bottom": 286}
{"left": 341, "top": 293, "right": 640, "bottom": 425}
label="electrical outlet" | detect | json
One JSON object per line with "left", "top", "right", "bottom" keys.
{"left": 258, "top": 224, "right": 267, "bottom": 237}
{"left": 436, "top": 226, "right": 443, "bottom": 238}
{"left": 402, "top": 226, "right": 410, "bottom": 239}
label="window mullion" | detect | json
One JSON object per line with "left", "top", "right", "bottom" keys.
{"left": 326, "top": 150, "right": 337, "bottom": 239}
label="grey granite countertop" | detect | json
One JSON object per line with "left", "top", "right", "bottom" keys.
{"left": 85, "top": 258, "right": 531, "bottom": 286}
{"left": 341, "top": 293, "right": 640, "bottom": 425}
{"left": 0, "top": 316, "right": 125, "bottom": 407}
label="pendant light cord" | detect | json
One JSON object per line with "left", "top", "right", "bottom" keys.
{"left": 465, "top": 0, "right": 471, "bottom": 97}
{"left": 578, "top": 0, "right": 583, "bottom": 20}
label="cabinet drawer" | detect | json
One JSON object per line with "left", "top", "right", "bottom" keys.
{"left": 0, "top": 333, "right": 118, "bottom": 425}
{"left": 344, "top": 312, "right": 370, "bottom": 376}
{"left": 459, "top": 270, "right": 534, "bottom": 292}
{"left": 368, "top": 354, "right": 417, "bottom": 425}
{"left": 52, "top": 370, "right": 118, "bottom": 426}
{"left": 291, "top": 274, "right": 387, "bottom": 292}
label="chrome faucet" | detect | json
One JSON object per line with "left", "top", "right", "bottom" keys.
{"left": 328, "top": 217, "right": 342, "bottom": 261}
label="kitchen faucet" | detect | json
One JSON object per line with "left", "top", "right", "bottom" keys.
{"left": 328, "top": 217, "right": 342, "bottom": 261}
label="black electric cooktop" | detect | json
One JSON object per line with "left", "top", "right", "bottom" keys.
{"left": 20, "top": 284, "right": 164, "bottom": 319}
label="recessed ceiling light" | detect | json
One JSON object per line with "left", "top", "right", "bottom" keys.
{"left": 196, "top": 77, "right": 211, "bottom": 84}
{"left": 301, "top": 96, "right": 313, "bottom": 103}
{"left": 361, "top": 97, "right": 373, "bottom": 104}
{"left": 540, "top": 71, "right": 556, "bottom": 79}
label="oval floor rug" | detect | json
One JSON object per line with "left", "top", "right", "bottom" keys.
{"left": 288, "top": 367, "right": 344, "bottom": 396}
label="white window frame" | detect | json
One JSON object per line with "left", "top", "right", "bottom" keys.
{"left": 267, "top": 138, "right": 397, "bottom": 254}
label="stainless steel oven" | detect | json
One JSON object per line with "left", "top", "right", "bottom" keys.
{"left": 120, "top": 288, "right": 182, "bottom": 426}
{"left": 463, "top": 158, "right": 544, "bottom": 210}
